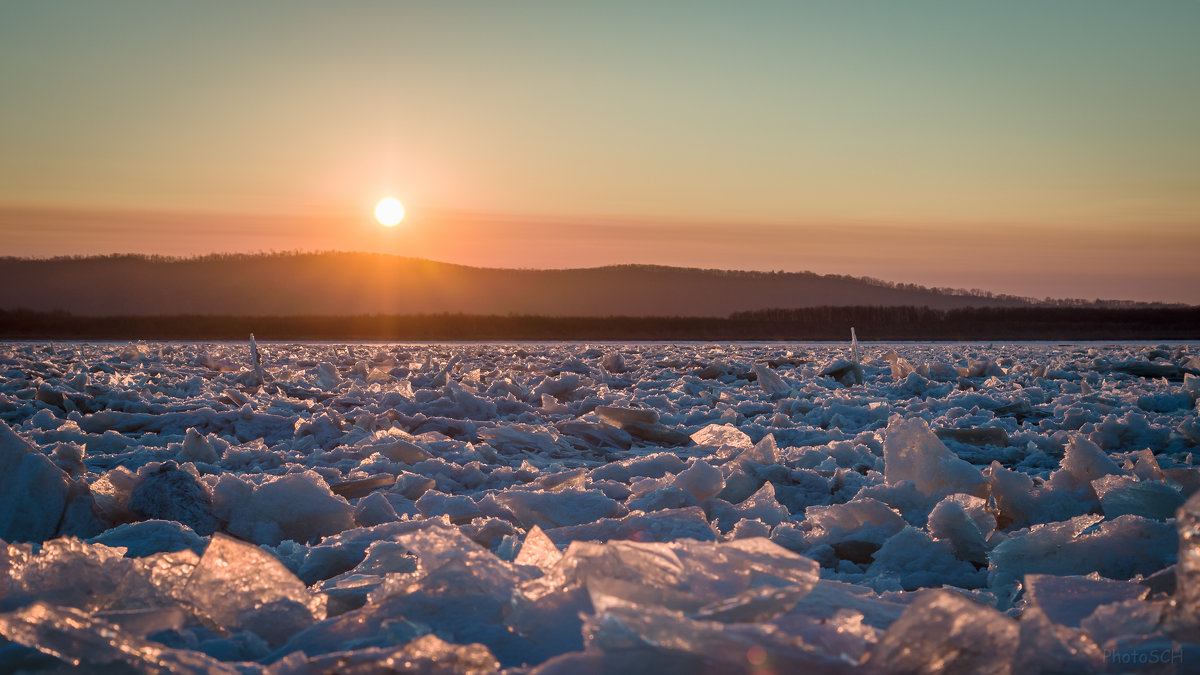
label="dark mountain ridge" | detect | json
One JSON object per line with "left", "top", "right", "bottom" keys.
{"left": 0, "top": 252, "right": 1158, "bottom": 317}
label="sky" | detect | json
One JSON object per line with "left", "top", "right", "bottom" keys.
{"left": 2, "top": 1, "right": 1198, "bottom": 304}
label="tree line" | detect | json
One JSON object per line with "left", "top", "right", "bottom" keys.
{"left": 1, "top": 306, "right": 1196, "bottom": 341}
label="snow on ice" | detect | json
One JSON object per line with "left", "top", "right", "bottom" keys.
{"left": 0, "top": 340, "right": 1199, "bottom": 672}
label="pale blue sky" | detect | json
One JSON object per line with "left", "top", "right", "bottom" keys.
{"left": 2, "top": 1, "right": 1198, "bottom": 302}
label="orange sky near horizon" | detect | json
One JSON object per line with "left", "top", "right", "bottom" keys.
{"left": 3, "top": 203, "right": 1197, "bottom": 305}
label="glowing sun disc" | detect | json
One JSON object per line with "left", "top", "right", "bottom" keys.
{"left": 375, "top": 197, "right": 405, "bottom": 226}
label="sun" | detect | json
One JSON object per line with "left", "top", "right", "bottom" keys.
{"left": 374, "top": 197, "right": 405, "bottom": 227}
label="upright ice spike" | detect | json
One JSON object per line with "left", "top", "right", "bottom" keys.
{"left": 249, "top": 333, "right": 266, "bottom": 387}
{"left": 849, "top": 327, "right": 864, "bottom": 385}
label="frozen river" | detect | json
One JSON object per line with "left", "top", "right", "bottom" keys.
{"left": 0, "top": 340, "right": 1198, "bottom": 672}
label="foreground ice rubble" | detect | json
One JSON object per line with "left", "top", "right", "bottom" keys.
{"left": 0, "top": 341, "right": 1199, "bottom": 672}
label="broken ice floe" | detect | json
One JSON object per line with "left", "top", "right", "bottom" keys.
{"left": 0, "top": 340, "right": 1198, "bottom": 671}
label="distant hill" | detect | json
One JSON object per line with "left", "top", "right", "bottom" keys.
{"left": 0, "top": 252, "right": 1045, "bottom": 317}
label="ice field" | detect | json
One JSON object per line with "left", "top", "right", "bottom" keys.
{"left": 2, "top": 340, "right": 1200, "bottom": 673}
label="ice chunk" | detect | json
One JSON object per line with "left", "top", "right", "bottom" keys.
{"left": 534, "top": 537, "right": 818, "bottom": 624}
{"left": 1047, "top": 434, "right": 1125, "bottom": 500}
{"left": 212, "top": 470, "right": 356, "bottom": 545}
{"left": 0, "top": 602, "right": 237, "bottom": 673}
{"left": 90, "top": 466, "right": 140, "bottom": 523}
{"left": 987, "top": 461, "right": 1037, "bottom": 529}
{"left": 182, "top": 532, "right": 325, "bottom": 646}
{"left": 281, "top": 634, "right": 499, "bottom": 675}
{"left": 51, "top": 442, "right": 85, "bottom": 477}
{"left": 588, "top": 452, "right": 685, "bottom": 483}
{"left": 555, "top": 420, "right": 634, "bottom": 451}
{"left": 515, "top": 524, "right": 562, "bottom": 570}
{"left": 492, "top": 488, "right": 626, "bottom": 530}
{"left": 1138, "top": 392, "right": 1194, "bottom": 412}
{"left": 545, "top": 506, "right": 718, "bottom": 545}
{"left": 1013, "top": 606, "right": 1106, "bottom": 674}
{"left": 671, "top": 459, "right": 725, "bottom": 502}
{"left": 180, "top": 427, "right": 221, "bottom": 464}
{"left": 987, "top": 460, "right": 1093, "bottom": 530}
{"left": 372, "top": 439, "right": 432, "bottom": 464}
{"left": 116, "top": 342, "right": 154, "bottom": 363}
{"left": 752, "top": 363, "right": 791, "bottom": 397}
{"left": 1092, "top": 474, "right": 1184, "bottom": 520}
{"left": 87, "top": 519, "right": 207, "bottom": 558}
{"left": 883, "top": 349, "right": 921, "bottom": 381}
{"left": 622, "top": 419, "right": 693, "bottom": 446}
{"left": 821, "top": 359, "right": 864, "bottom": 387}
{"left": 690, "top": 423, "right": 753, "bottom": 451}
{"left": 742, "top": 432, "right": 779, "bottom": 465}
{"left": 1080, "top": 598, "right": 1165, "bottom": 646}
{"left": 0, "top": 420, "right": 71, "bottom": 543}
{"left": 805, "top": 497, "right": 907, "bottom": 546}
{"left": 1023, "top": 573, "right": 1148, "bottom": 628}
{"left": 711, "top": 481, "right": 790, "bottom": 532}
{"left": 788, "top": 578, "right": 909, "bottom": 630}
{"left": 1110, "top": 360, "right": 1196, "bottom": 380}
{"left": 395, "top": 525, "right": 520, "bottom": 590}
{"left": 524, "top": 539, "right": 672, "bottom": 606}
{"left": 298, "top": 519, "right": 441, "bottom": 584}
{"left": 601, "top": 351, "right": 626, "bottom": 372}
{"left": 57, "top": 478, "right": 107, "bottom": 540}
{"left": 346, "top": 539, "right": 417, "bottom": 577}
{"left": 584, "top": 602, "right": 855, "bottom": 673}
{"left": 365, "top": 366, "right": 391, "bottom": 384}
{"left": 717, "top": 460, "right": 765, "bottom": 503}
{"left": 868, "top": 527, "right": 984, "bottom": 591}
{"left": 416, "top": 490, "right": 482, "bottom": 524}
{"left": 345, "top": 528, "right": 532, "bottom": 666}
{"left": 1178, "top": 490, "right": 1200, "bottom": 622}
{"left": 1130, "top": 448, "right": 1168, "bottom": 482}
{"left": 927, "top": 493, "right": 996, "bottom": 564}
{"left": 771, "top": 607, "right": 880, "bottom": 664}
{"left": 128, "top": 462, "right": 217, "bottom": 536}
{"left": 313, "top": 362, "right": 342, "bottom": 390}
{"left": 882, "top": 416, "right": 986, "bottom": 500}
{"left": 678, "top": 537, "right": 819, "bottom": 623}
{"left": 353, "top": 491, "right": 399, "bottom": 527}
{"left": 866, "top": 589, "right": 1018, "bottom": 675}
{"left": 478, "top": 424, "right": 568, "bottom": 455}
{"left": 505, "top": 584, "right": 591, "bottom": 661}
{"left": 594, "top": 405, "right": 658, "bottom": 428}
{"left": 727, "top": 518, "right": 773, "bottom": 540}
{"left": 330, "top": 474, "right": 396, "bottom": 500}
{"left": 6, "top": 538, "right": 135, "bottom": 612}
{"left": 531, "top": 372, "right": 580, "bottom": 401}
{"left": 540, "top": 394, "right": 569, "bottom": 414}
{"left": 627, "top": 484, "right": 694, "bottom": 512}
{"left": 443, "top": 381, "right": 500, "bottom": 419}
{"left": 990, "top": 514, "right": 1175, "bottom": 581}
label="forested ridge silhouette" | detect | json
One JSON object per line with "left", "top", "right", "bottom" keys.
{"left": 3, "top": 252, "right": 1164, "bottom": 319}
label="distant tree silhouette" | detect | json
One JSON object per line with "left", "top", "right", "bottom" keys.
{"left": 2, "top": 306, "right": 1196, "bottom": 341}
